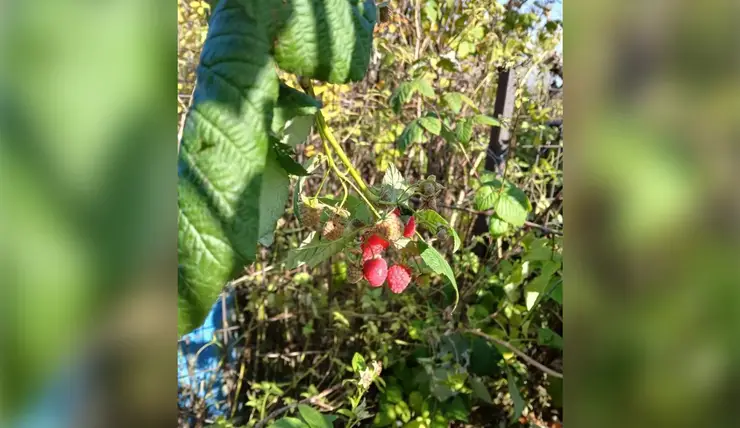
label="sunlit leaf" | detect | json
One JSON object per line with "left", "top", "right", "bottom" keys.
{"left": 298, "top": 404, "right": 331, "bottom": 428}
{"left": 418, "top": 241, "right": 458, "bottom": 310}
{"left": 419, "top": 116, "right": 442, "bottom": 135}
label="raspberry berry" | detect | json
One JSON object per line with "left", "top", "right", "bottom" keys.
{"left": 422, "top": 182, "right": 436, "bottom": 195}
{"left": 347, "top": 263, "right": 364, "bottom": 283}
{"left": 322, "top": 217, "right": 345, "bottom": 240}
{"left": 363, "top": 258, "right": 388, "bottom": 287}
{"left": 392, "top": 208, "right": 401, "bottom": 216}
{"left": 387, "top": 264, "right": 412, "bottom": 294}
{"left": 374, "top": 215, "right": 404, "bottom": 242}
{"left": 403, "top": 216, "right": 416, "bottom": 238}
{"left": 300, "top": 203, "right": 322, "bottom": 229}
{"left": 362, "top": 234, "right": 390, "bottom": 261}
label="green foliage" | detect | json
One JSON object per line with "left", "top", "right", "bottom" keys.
{"left": 178, "top": 0, "right": 563, "bottom": 426}
{"left": 390, "top": 78, "right": 435, "bottom": 114}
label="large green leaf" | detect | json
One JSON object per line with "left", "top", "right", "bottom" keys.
{"left": 538, "top": 327, "right": 563, "bottom": 350}
{"left": 390, "top": 81, "right": 416, "bottom": 114}
{"left": 178, "top": 0, "right": 377, "bottom": 335}
{"left": 442, "top": 92, "right": 478, "bottom": 114}
{"left": 418, "top": 241, "right": 458, "bottom": 310}
{"left": 444, "top": 396, "right": 469, "bottom": 422}
{"left": 489, "top": 216, "right": 510, "bottom": 236}
{"left": 271, "top": 83, "right": 322, "bottom": 135}
{"left": 298, "top": 404, "right": 332, "bottom": 428}
{"left": 274, "top": 0, "right": 378, "bottom": 84}
{"left": 282, "top": 115, "right": 316, "bottom": 147}
{"left": 524, "top": 260, "right": 561, "bottom": 310}
{"left": 351, "top": 352, "right": 367, "bottom": 372}
{"left": 414, "top": 78, "right": 436, "bottom": 98}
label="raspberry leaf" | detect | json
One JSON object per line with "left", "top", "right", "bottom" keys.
{"left": 397, "top": 119, "right": 425, "bottom": 152}
{"left": 377, "top": 163, "right": 411, "bottom": 204}
{"left": 285, "top": 231, "right": 357, "bottom": 269}
{"left": 418, "top": 241, "right": 459, "bottom": 311}
{"left": 475, "top": 178, "right": 531, "bottom": 227}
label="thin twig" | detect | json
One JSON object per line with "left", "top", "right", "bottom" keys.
{"left": 464, "top": 329, "right": 563, "bottom": 379}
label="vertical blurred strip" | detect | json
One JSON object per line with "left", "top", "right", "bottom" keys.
{"left": 0, "top": 0, "right": 177, "bottom": 426}
{"left": 568, "top": 0, "right": 740, "bottom": 427}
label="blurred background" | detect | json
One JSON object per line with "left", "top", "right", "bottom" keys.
{"left": 567, "top": 0, "right": 740, "bottom": 427}
{"left": 0, "top": 0, "right": 176, "bottom": 426}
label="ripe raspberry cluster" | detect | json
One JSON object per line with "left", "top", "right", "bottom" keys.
{"left": 353, "top": 209, "right": 417, "bottom": 294}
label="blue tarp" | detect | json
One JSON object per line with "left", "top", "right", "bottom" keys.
{"left": 178, "top": 291, "right": 242, "bottom": 421}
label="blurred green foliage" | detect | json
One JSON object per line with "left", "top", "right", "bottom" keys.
{"left": 568, "top": 0, "right": 740, "bottom": 427}
{"left": 0, "top": 0, "right": 176, "bottom": 424}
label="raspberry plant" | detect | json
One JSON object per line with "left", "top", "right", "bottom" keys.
{"left": 178, "top": 0, "right": 378, "bottom": 335}
{"left": 177, "top": 0, "right": 460, "bottom": 335}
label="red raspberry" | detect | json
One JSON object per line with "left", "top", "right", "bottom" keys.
{"left": 387, "top": 264, "right": 412, "bottom": 294}
{"left": 361, "top": 234, "right": 390, "bottom": 261}
{"left": 363, "top": 258, "right": 388, "bottom": 287}
{"left": 403, "top": 216, "right": 416, "bottom": 238}
{"left": 392, "top": 208, "right": 401, "bottom": 216}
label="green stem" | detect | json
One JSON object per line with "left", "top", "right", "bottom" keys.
{"left": 303, "top": 80, "right": 376, "bottom": 202}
